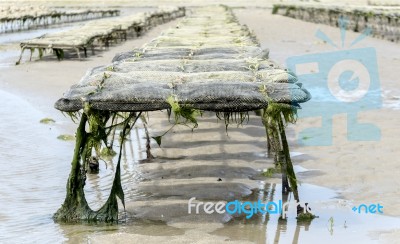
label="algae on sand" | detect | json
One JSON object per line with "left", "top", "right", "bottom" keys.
{"left": 40, "top": 118, "right": 55, "bottom": 124}
{"left": 57, "top": 134, "right": 75, "bottom": 141}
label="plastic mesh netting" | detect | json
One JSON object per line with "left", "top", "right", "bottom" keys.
{"left": 55, "top": 6, "right": 311, "bottom": 113}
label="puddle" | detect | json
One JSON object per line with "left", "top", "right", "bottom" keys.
{"left": 383, "top": 95, "right": 400, "bottom": 110}
{"left": 211, "top": 183, "right": 400, "bottom": 244}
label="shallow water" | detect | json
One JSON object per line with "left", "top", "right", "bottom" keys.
{"left": 0, "top": 89, "right": 399, "bottom": 243}
{"left": 0, "top": 89, "right": 71, "bottom": 243}
{"left": 0, "top": 89, "right": 148, "bottom": 243}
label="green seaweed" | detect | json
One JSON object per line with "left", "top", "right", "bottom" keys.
{"left": 62, "top": 111, "right": 81, "bottom": 123}
{"left": 100, "top": 147, "right": 117, "bottom": 157}
{"left": 297, "top": 212, "right": 316, "bottom": 222}
{"left": 54, "top": 49, "right": 65, "bottom": 61}
{"left": 215, "top": 111, "right": 249, "bottom": 132}
{"left": 57, "top": 134, "right": 75, "bottom": 141}
{"left": 245, "top": 57, "right": 262, "bottom": 73}
{"left": 272, "top": 5, "right": 280, "bottom": 15}
{"left": 40, "top": 118, "right": 55, "bottom": 124}
{"left": 260, "top": 96, "right": 300, "bottom": 200}
{"left": 277, "top": 115, "right": 299, "bottom": 200}
{"left": 167, "top": 95, "right": 201, "bottom": 128}
{"left": 262, "top": 164, "right": 282, "bottom": 177}
{"left": 151, "top": 96, "right": 202, "bottom": 147}
{"left": 327, "top": 216, "right": 334, "bottom": 235}
{"left": 152, "top": 135, "right": 163, "bottom": 147}
{"left": 285, "top": 5, "right": 297, "bottom": 16}
{"left": 54, "top": 109, "right": 142, "bottom": 222}
{"left": 152, "top": 96, "right": 252, "bottom": 146}
{"left": 106, "top": 66, "right": 115, "bottom": 71}
{"left": 38, "top": 48, "right": 44, "bottom": 59}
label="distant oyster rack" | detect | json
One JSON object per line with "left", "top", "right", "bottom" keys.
{"left": 0, "top": 5, "right": 120, "bottom": 33}
{"left": 16, "top": 7, "right": 185, "bottom": 64}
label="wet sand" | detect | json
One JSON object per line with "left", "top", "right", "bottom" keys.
{"left": 1, "top": 5, "right": 400, "bottom": 244}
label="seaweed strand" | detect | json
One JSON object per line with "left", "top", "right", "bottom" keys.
{"left": 54, "top": 111, "right": 141, "bottom": 222}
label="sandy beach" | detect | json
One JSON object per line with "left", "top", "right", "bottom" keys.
{"left": 1, "top": 2, "right": 400, "bottom": 244}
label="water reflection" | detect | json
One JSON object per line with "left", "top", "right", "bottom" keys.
{"left": 210, "top": 183, "right": 313, "bottom": 244}
{"left": 58, "top": 114, "right": 400, "bottom": 243}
